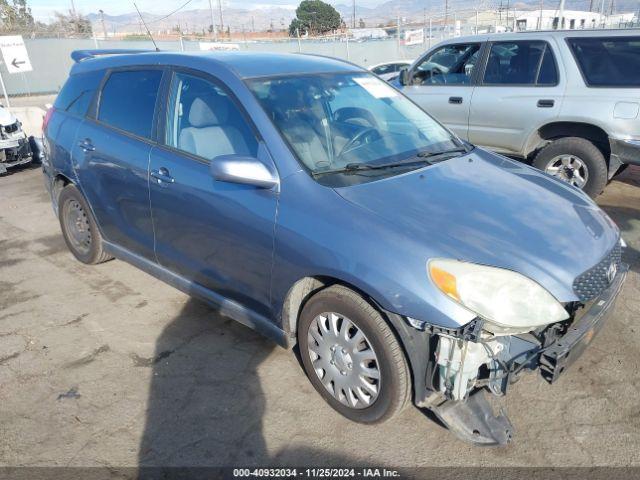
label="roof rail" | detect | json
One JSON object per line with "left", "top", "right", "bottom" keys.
{"left": 71, "top": 49, "right": 155, "bottom": 63}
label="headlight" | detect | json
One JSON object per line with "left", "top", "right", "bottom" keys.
{"left": 428, "top": 259, "right": 569, "bottom": 334}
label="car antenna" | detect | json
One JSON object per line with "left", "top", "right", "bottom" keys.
{"left": 132, "top": 1, "right": 159, "bottom": 52}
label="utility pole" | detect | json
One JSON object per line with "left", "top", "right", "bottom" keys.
{"left": 99, "top": 9, "right": 107, "bottom": 39}
{"left": 444, "top": 0, "right": 449, "bottom": 32}
{"left": 558, "top": 0, "right": 565, "bottom": 29}
{"left": 207, "top": 0, "right": 217, "bottom": 40}
{"left": 70, "top": 0, "right": 77, "bottom": 17}
{"left": 539, "top": 0, "right": 544, "bottom": 30}
{"left": 352, "top": 0, "right": 356, "bottom": 29}
{"left": 218, "top": 0, "right": 224, "bottom": 37}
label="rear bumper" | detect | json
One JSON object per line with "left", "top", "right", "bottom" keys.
{"left": 610, "top": 138, "right": 640, "bottom": 167}
{"left": 539, "top": 262, "right": 628, "bottom": 383}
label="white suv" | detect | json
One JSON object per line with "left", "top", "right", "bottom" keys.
{"left": 396, "top": 29, "right": 640, "bottom": 197}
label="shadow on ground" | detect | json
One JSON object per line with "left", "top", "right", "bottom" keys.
{"left": 138, "top": 298, "right": 361, "bottom": 470}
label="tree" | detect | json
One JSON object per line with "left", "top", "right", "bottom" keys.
{"left": 288, "top": 0, "right": 341, "bottom": 37}
{"left": 0, "top": 0, "right": 35, "bottom": 32}
{"left": 44, "top": 10, "right": 92, "bottom": 37}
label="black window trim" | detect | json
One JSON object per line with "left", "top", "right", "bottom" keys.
{"left": 565, "top": 35, "right": 640, "bottom": 89}
{"left": 408, "top": 41, "right": 488, "bottom": 87}
{"left": 154, "top": 66, "right": 263, "bottom": 166}
{"left": 478, "top": 39, "right": 561, "bottom": 88}
{"left": 90, "top": 65, "right": 168, "bottom": 146}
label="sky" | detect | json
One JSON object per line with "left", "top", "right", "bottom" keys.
{"left": 29, "top": 0, "right": 385, "bottom": 22}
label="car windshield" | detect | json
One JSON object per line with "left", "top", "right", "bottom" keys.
{"left": 247, "top": 72, "right": 463, "bottom": 184}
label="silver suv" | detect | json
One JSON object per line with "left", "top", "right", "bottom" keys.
{"left": 396, "top": 29, "right": 640, "bottom": 197}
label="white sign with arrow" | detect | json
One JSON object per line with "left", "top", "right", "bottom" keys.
{"left": 0, "top": 35, "right": 33, "bottom": 74}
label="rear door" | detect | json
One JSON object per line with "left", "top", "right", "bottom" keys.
{"left": 75, "top": 67, "right": 165, "bottom": 260}
{"left": 148, "top": 69, "right": 278, "bottom": 318}
{"left": 44, "top": 69, "right": 104, "bottom": 187}
{"left": 468, "top": 39, "right": 564, "bottom": 155}
{"left": 400, "top": 42, "right": 483, "bottom": 140}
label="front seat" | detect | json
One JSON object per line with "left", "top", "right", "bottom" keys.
{"left": 179, "top": 96, "right": 250, "bottom": 160}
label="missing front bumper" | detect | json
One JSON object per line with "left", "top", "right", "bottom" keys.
{"left": 540, "top": 263, "right": 628, "bottom": 383}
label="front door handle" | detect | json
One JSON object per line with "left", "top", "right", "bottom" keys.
{"left": 449, "top": 96, "right": 463, "bottom": 104}
{"left": 151, "top": 167, "right": 175, "bottom": 185}
{"left": 537, "top": 99, "right": 555, "bottom": 108}
{"left": 78, "top": 139, "right": 95, "bottom": 152}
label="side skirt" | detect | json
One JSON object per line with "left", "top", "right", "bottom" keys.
{"left": 103, "top": 241, "right": 294, "bottom": 349}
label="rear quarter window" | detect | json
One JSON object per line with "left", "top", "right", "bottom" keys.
{"left": 568, "top": 36, "right": 640, "bottom": 87}
{"left": 54, "top": 69, "right": 104, "bottom": 117}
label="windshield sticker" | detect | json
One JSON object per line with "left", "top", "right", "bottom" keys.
{"left": 354, "top": 76, "right": 398, "bottom": 99}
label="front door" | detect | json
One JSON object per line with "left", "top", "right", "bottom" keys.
{"left": 400, "top": 42, "right": 483, "bottom": 140}
{"left": 149, "top": 70, "right": 278, "bottom": 317}
{"left": 468, "top": 40, "right": 564, "bottom": 155}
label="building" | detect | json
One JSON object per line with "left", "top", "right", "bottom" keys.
{"left": 514, "top": 9, "right": 636, "bottom": 31}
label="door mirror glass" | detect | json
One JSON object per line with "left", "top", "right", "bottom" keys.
{"left": 398, "top": 67, "right": 410, "bottom": 85}
{"left": 210, "top": 153, "right": 279, "bottom": 189}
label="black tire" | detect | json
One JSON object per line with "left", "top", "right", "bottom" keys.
{"left": 298, "top": 285, "right": 410, "bottom": 424}
{"left": 533, "top": 137, "right": 608, "bottom": 198}
{"left": 57, "top": 184, "right": 113, "bottom": 265}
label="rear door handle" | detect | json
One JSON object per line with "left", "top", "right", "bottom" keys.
{"left": 537, "top": 99, "right": 555, "bottom": 108}
{"left": 78, "top": 139, "right": 95, "bottom": 152}
{"left": 449, "top": 96, "right": 463, "bottom": 104}
{"left": 151, "top": 167, "right": 175, "bottom": 185}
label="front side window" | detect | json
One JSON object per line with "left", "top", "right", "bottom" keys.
{"left": 483, "top": 41, "right": 558, "bottom": 86}
{"left": 248, "top": 73, "right": 463, "bottom": 186}
{"left": 413, "top": 43, "right": 481, "bottom": 85}
{"left": 165, "top": 72, "right": 258, "bottom": 161}
{"left": 97, "top": 69, "right": 162, "bottom": 139}
{"left": 55, "top": 69, "right": 104, "bottom": 117}
{"left": 568, "top": 36, "right": 640, "bottom": 87}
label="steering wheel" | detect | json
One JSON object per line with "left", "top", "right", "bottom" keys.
{"left": 338, "top": 127, "right": 382, "bottom": 158}
{"left": 428, "top": 66, "right": 447, "bottom": 84}
{"left": 334, "top": 107, "right": 379, "bottom": 129}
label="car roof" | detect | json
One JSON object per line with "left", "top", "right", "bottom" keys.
{"left": 439, "top": 28, "right": 640, "bottom": 45}
{"left": 70, "top": 50, "right": 363, "bottom": 79}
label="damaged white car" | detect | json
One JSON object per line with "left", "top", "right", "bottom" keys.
{"left": 0, "top": 104, "right": 33, "bottom": 175}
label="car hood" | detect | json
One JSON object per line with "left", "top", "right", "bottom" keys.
{"left": 334, "top": 148, "right": 620, "bottom": 301}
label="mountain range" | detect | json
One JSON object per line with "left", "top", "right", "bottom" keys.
{"left": 85, "top": 0, "right": 638, "bottom": 34}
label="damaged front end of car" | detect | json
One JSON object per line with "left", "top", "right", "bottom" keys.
{"left": 402, "top": 241, "right": 628, "bottom": 446}
{"left": 0, "top": 113, "right": 33, "bottom": 175}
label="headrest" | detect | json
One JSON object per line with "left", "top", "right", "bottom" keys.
{"left": 188, "top": 97, "right": 228, "bottom": 128}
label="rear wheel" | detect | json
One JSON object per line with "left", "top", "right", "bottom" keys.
{"left": 58, "top": 184, "right": 113, "bottom": 265}
{"left": 298, "top": 285, "right": 410, "bottom": 424}
{"left": 533, "top": 137, "right": 607, "bottom": 198}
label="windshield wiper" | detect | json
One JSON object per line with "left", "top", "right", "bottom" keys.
{"left": 416, "top": 146, "right": 470, "bottom": 162}
{"left": 312, "top": 146, "right": 471, "bottom": 177}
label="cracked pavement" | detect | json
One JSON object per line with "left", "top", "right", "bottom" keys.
{"left": 0, "top": 165, "right": 639, "bottom": 467}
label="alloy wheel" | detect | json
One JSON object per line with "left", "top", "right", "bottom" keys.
{"left": 545, "top": 154, "right": 589, "bottom": 189}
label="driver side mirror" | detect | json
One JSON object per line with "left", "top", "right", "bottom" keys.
{"left": 210, "top": 153, "right": 279, "bottom": 189}
{"left": 399, "top": 68, "right": 411, "bottom": 86}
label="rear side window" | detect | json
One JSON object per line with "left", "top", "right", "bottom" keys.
{"left": 483, "top": 41, "right": 558, "bottom": 86}
{"left": 97, "top": 69, "right": 163, "bottom": 139}
{"left": 568, "top": 36, "right": 640, "bottom": 87}
{"left": 54, "top": 70, "right": 103, "bottom": 117}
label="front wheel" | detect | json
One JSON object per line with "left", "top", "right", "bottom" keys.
{"left": 298, "top": 285, "right": 410, "bottom": 424}
{"left": 533, "top": 137, "right": 607, "bottom": 198}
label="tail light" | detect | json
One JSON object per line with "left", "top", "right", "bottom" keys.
{"left": 42, "top": 107, "right": 54, "bottom": 133}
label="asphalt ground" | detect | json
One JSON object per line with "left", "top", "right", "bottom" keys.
{"left": 0, "top": 161, "right": 639, "bottom": 470}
